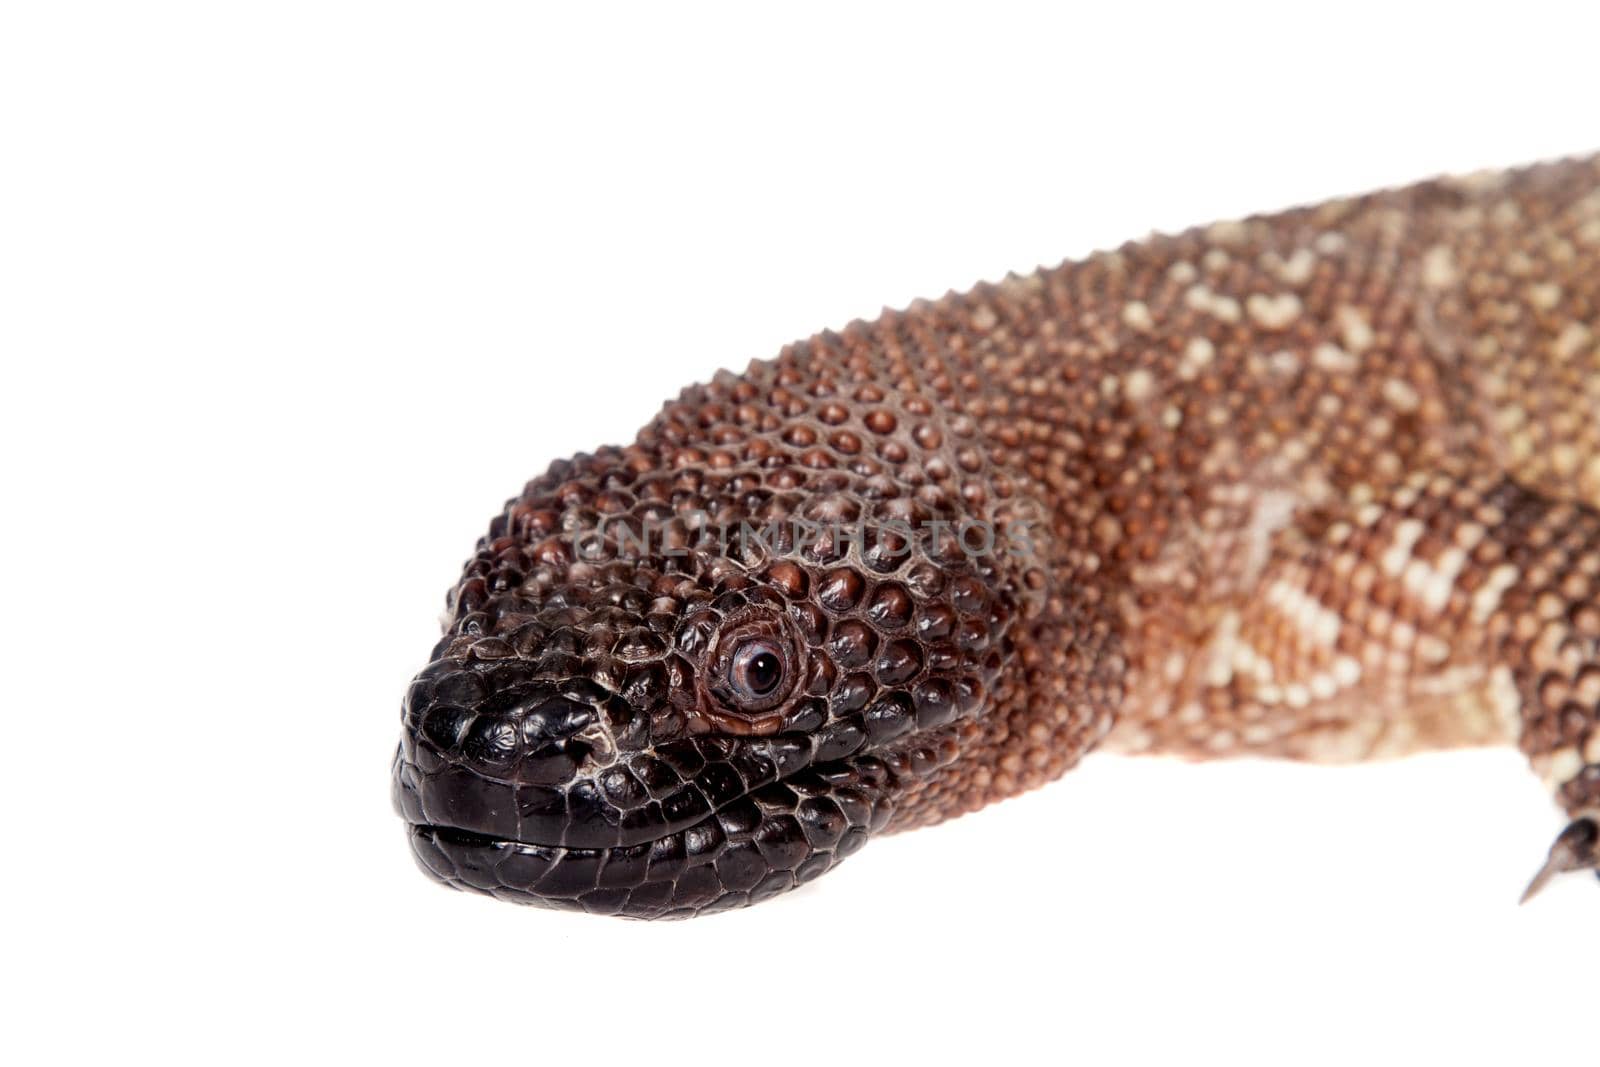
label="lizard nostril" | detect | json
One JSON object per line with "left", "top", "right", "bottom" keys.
{"left": 569, "top": 720, "right": 616, "bottom": 767}
{"left": 512, "top": 696, "right": 612, "bottom": 783}
{"left": 515, "top": 696, "right": 597, "bottom": 747}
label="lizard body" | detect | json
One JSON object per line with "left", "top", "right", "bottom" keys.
{"left": 394, "top": 154, "right": 1600, "bottom": 916}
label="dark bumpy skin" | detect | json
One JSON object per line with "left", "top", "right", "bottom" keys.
{"left": 393, "top": 155, "right": 1600, "bottom": 917}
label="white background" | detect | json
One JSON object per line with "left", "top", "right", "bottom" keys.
{"left": 4, "top": 3, "right": 1596, "bottom": 1064}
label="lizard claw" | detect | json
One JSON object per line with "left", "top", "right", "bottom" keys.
{"left": 1520, "top": 813, "right": 1599, "bottom": 904}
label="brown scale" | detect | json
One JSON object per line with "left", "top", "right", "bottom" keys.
{"left": 394, "top": 154, "right": 1600, "bottom": 917}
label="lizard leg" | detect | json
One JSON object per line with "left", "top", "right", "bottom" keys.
{"left": 1116, "top": 469, "right": 1600, "bottom": 896}
{"left": 1484, "top": 483, "right": 1600, "bottom": 899}
{"left": 1522, "top": 801, "right": 1598, "bottom": 903}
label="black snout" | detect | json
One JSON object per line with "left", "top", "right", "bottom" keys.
{"left": 394, "top": 672, "right": 613, "bottom": 844}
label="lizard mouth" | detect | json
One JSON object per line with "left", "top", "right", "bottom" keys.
{"left": 400, "top": 754, "right": 894, "bottom": 919}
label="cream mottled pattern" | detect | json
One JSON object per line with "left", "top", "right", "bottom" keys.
{"left": 1072, "top": 156, "right": 1600, "bottom": 897}
{"left": 902, "top": 155, "right": 1600, "bottom": 897}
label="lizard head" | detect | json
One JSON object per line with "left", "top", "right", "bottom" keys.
{"left": 392, "top": 360, "right": 1052, "bottom": 918}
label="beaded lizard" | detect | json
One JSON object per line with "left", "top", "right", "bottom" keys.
{"left": 393, "top": 154, "right": 1600, "bottom": 917}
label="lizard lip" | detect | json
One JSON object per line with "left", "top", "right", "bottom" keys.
{"left": 403, "top": 807, "right": 825, "bottom": 919}
{"left": 405, "top": 820, "right": 644, "bottom": 912}
{"left": 401, "top": 751, "right": 892, "bottom": 918}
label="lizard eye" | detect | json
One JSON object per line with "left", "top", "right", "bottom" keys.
{"left": 730, "top": 640, "right": 785, "bottom": 702}
{"left": 702, "top": 611, "right": 801, "bottom": 723}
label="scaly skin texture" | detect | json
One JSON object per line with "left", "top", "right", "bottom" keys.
{"left": 392, "top": 154, "right": 1600, "bottom": 917}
